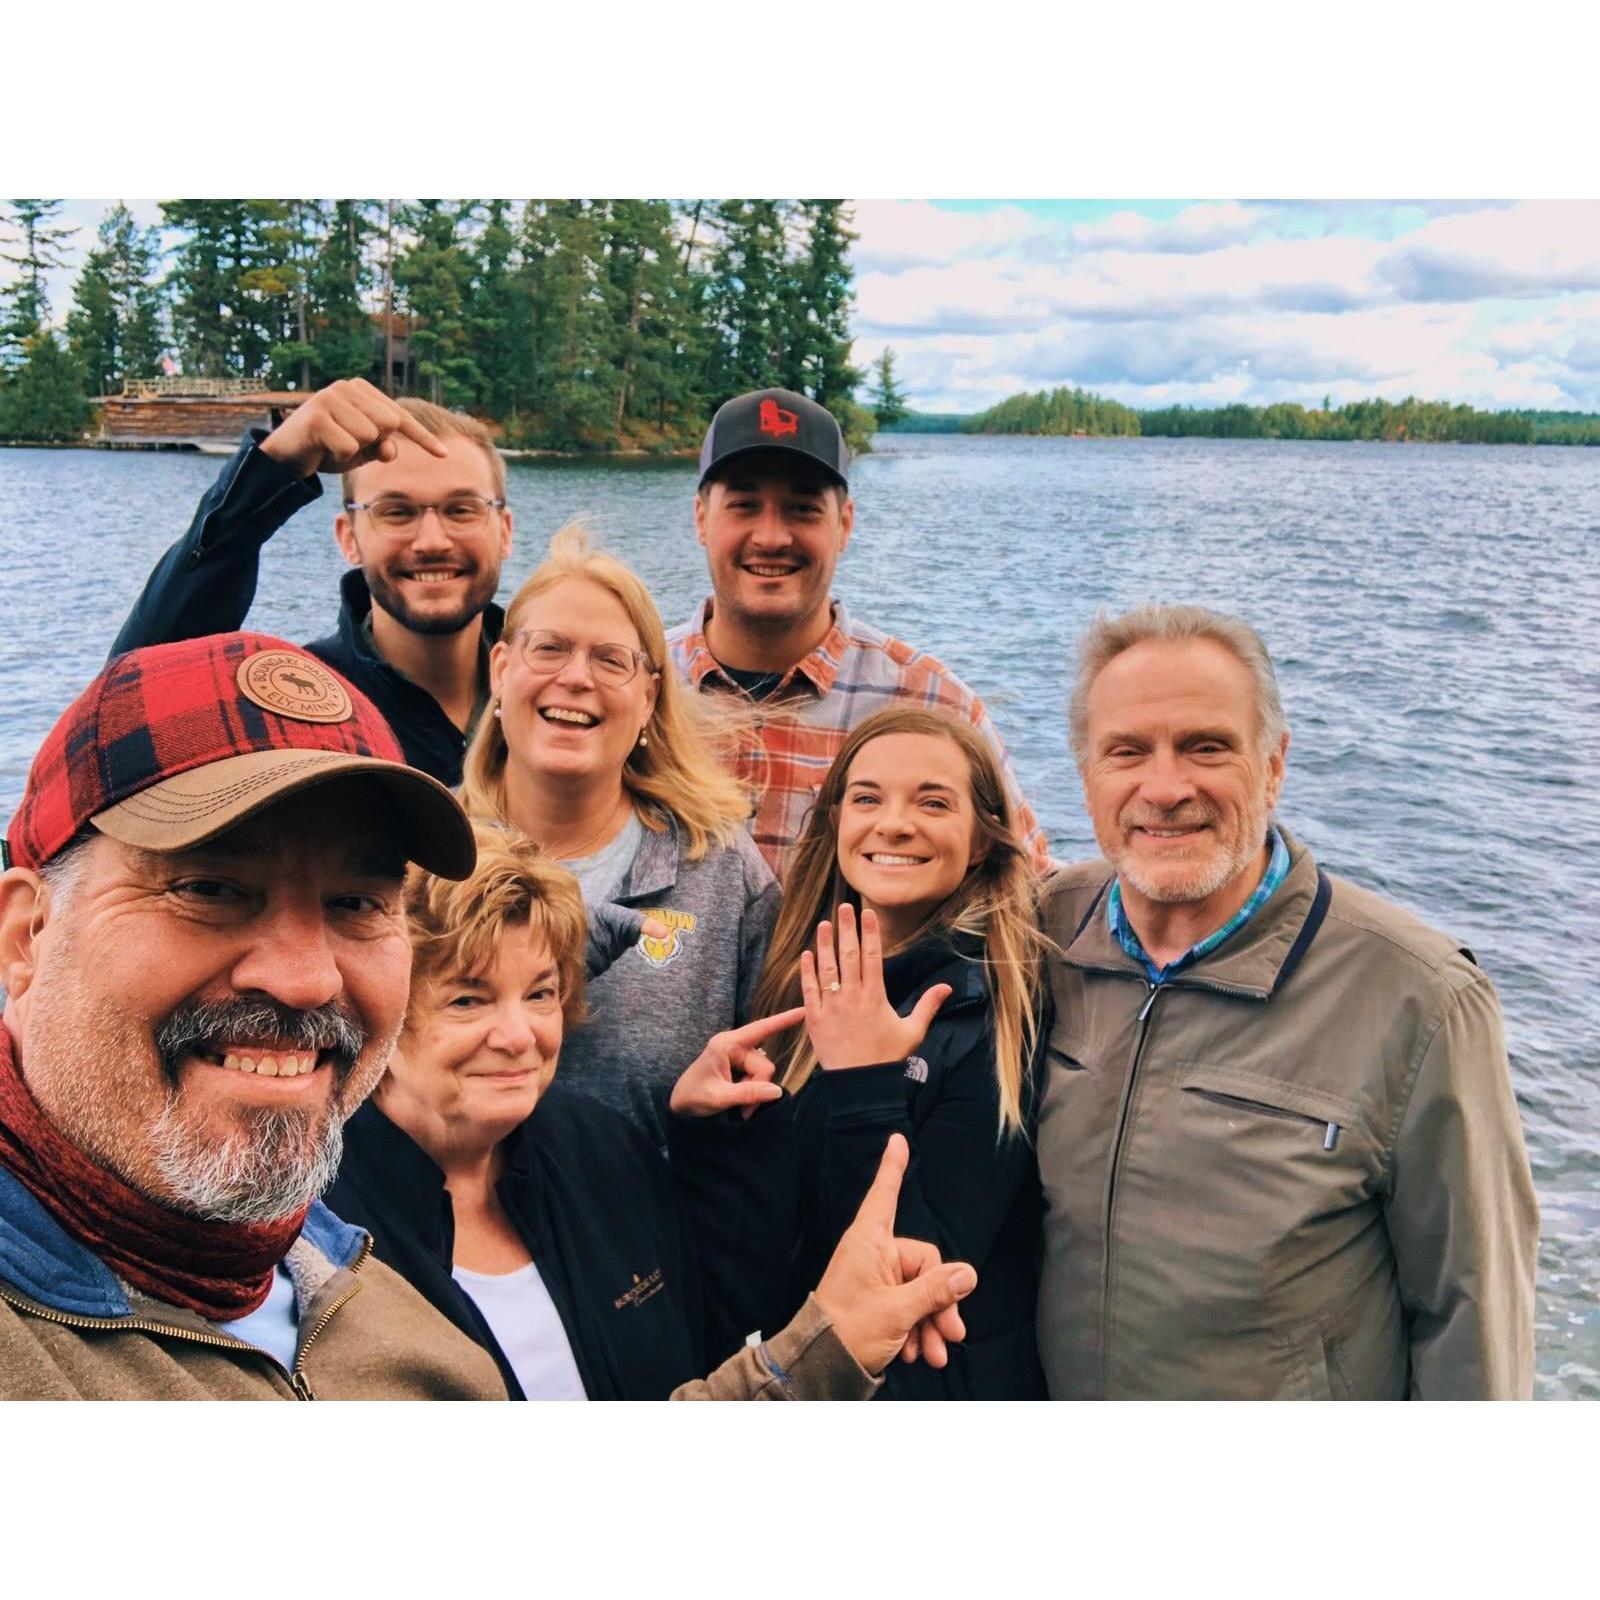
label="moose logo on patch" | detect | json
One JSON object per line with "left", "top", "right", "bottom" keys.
{"left": 236, "top": 651, "right": 353, "bottom": 724}
{"left": 637, "top": 908, "right": 697, "bottom": 968}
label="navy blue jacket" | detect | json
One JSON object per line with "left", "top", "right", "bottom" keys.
{"left": 110, "top": 432, "right": 502, "bottom": 787}
{"left": 324, "top": 1091, "right": 745, "bottom": 1401}
{"left": 669, "top": 932, "right": 1048, "bottom": 1400}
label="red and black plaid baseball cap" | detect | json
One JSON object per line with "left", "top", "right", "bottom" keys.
{"left": 4, "top": 633, "right": 475, "bottom": 879}
{"left": 698, "top": 387, "right": 850, "bottom": 490}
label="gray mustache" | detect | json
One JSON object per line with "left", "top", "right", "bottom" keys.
{"left": 155, "top": 998, "right": 366, "bottom": 1072}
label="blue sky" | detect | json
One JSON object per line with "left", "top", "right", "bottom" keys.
{"left": 10, "top": 198, "right": 1599, "bottom": 415}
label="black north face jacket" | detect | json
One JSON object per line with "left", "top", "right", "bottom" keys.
{"left": 325, "top": 1091, "right": 735, "bottom": 1401}
{"left": 110, "top": 432, "right": 502, "bottom": 786}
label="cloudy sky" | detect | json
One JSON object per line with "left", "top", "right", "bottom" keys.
{"left": 15, "top": 197, "right": 1600, "bottom": 416}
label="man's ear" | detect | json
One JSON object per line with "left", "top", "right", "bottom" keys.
{"left": 693, "top": 491, "right": 709, "bottom": 550}
{"left": 1265, "top": 731, "right": 1290, "bottom": 811}
{"left": 333, "top": 511, "right": 362, "bottom": 567}
{"left": 498, "top": 507, "right": 514, "bottom": 562}
{"left": 0, "top": 869, "right": 49, "bottom": 1005}
{"left": 837, "top": 494, "right": 855, "bottom": 556}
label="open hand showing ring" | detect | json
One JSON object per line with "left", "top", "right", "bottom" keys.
{"left": 800, "top": 904, "right": 953, "bottom": 1071}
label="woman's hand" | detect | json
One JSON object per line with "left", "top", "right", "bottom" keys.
{"left": 800, "top": 904, "right": 952, "bottom": 1071}
{"left": 668, "top": 1007, "right": 806, "bottom": 1119}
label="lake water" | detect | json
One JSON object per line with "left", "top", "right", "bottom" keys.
{"left": 2, "top": 432, "right": 1597, "bottom": 1398}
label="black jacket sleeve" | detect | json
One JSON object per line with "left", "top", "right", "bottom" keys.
{"left": 109, "top": 430, "right": 323, "bottom": 659}
{"left": 815, "top": 1017, "right": 1035, "bottom": 1278}
{"left": 666, "top": 1098, "right": 800, "bottom": 1349}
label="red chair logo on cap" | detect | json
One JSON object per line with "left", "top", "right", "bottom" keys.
{"left": 758, "top": 398, "right": 799, "bottom": 438}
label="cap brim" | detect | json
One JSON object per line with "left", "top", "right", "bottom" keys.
{"left": 698, "top": 441, "right": 848, "bottom": 491}
{"left": 89, "top": 749, "right": 476, "bottom": 880}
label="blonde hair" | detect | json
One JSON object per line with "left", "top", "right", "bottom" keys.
{"left": 751, "top": 707, "right": 1048, "bottom": 1136}
{"left": 341, "top": 397, "right": 507, "bottom": 503}
{"left": 403, "top": 822, "right": 588, "bottom": 1033}
{"left": 1069, "top": 603, "right": 1287, "bottom": 764}
{"left": 460, "top": 524, "right": 751, "bottom": 860}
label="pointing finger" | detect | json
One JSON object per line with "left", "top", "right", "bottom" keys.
{"left": 850, "top": 1132, "right": 910, "bottom": 1236}
{"left": 727, "top": 1006, "right": 806, "bottom": 1050}
{"left": 397, "top": 410, "right": 450, "bottom": 458}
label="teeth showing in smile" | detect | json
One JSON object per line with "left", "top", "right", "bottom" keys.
{"left": 540, "top": 708, "right": 599, "bottom": 726}
{"left": 745, "top": 564, "right": 799, "bottom": 577}
{"left": 867, "top": 853, "right": 927, "bottom": 866}
{"left": 1140, "top": 827, "right": 1201, "bottom": 838}
{"left": 217, "top": 1050, "right": 318, "bottom": 1077}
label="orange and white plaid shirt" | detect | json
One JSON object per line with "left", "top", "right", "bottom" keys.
{"left": 666, "top": 596, "right": 1053, "bottom": 882}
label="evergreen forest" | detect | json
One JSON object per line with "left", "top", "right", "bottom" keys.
{"left": 0, "top": 199, "right": 871, "bottom": 451}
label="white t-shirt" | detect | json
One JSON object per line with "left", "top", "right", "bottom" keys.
{"left": 452, "top": 1261, "right": 588, "bottom": 1401}
{"left": 219, "top": 1263, "right": 299, "bottom": 1370}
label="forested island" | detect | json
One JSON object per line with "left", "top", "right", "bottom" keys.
{"left": 960, "top": 385, "right": 1600, "bottom": 445}
{"left": 0, "top": 199, "right": 874, "bottom": 452}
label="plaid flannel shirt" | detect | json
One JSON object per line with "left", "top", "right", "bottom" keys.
{"left": 666, "top": 596, "right": 1053, "bottom": 881}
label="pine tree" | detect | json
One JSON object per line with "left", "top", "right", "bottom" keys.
{"left": 0, "top": 331, "right": 90, "bottom": 440}
{"left": 395, "top": 200, "right": 482, "bottom": 407}
{"left": 309, "top": 199, "right": 379, "bottom": 385}
{"left": 467, "top": 198, "right": 525, "bottom": 418}
{"left": 792, "top": 200, "right": 860, "bottom": 409}
{"left": 66, "top": 202, "right": 167, "bottom": 395}
{"left": 867, "top": 347, "right": 911, "bottom": 427}
{"left": 1, "top": 199, "right": 77, "bottom": 369}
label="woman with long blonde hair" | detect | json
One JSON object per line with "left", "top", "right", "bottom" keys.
{"left": 669, "top": 705, "right": 1051, "bottom": 1399}
{"left": 459, "top": 525, "right": 779, "bottom": 1146}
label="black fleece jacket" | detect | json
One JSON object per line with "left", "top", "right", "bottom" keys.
{"left": 325, "top": 1091, "right": 730, "bottom": 1400}
{"left": 109, "top": 431, "right": 501, "bottom": 787}
{"left": 669, "top": 932, "right": 1047, "bottom": 1400}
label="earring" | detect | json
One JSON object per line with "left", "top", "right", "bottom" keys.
{"left": 492, "top": 699, "right": 502, "bottom": 720}
{"left": 637, "top": 730, "right": 648, "bottom": 748}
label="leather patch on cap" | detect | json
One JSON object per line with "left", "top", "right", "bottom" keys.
{"left": 236, "top": 652, "right": 354, "bottom": 724}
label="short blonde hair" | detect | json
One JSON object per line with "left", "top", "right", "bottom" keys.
{"left": 341, "top": 397, "right": 506, "bottom": 503}
{"left": 460, "top": 524, "right": 751, "bottom": 860}
{"left": 1068, "top": 603, "right": 1288, "bottom": 764}
{"left": 402, "top": 822, "right": 588, "bottom": 1032}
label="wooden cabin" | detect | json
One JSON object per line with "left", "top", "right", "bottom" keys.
{"left": 91, "top": 378, "right": 309, "bottom": 451}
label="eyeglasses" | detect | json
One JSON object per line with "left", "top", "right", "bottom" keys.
{"left": 509, "top": 629, "right": 656, "bottom": 687}
{"left": 343, "top": 494, "right": 507, "bottom": 535}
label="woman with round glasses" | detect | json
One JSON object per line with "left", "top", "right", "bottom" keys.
{"left": 458, "top": 525, "right": 779, "bottom": 1146}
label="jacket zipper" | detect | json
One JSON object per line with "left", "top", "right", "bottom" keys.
{"left": 1185, "top": 1087, "right": 1340, "bottom": 1149}
{"left": 1088, "top": 965, "right": 1278, "bottom": 1395}
{"left": 1, "top": 1235, "right": 373, "bottom": 1401}
{"left": 1099, "top": 980, "right": 1162, "bottom": 1395}
{"left": 287, "top": 1234, "right": 374, "bottom": 1401}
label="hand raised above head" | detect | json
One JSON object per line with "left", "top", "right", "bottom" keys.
{"left": 260, "top": 377, "right": 450, "bottom": 479}
{"left": 814, "top": 1132, "right": 976, "bottom": 1376}
{"left": 800, "top": 904, "right": 952, "bottom": 1071}
{"left": 668, "top": 1006, "right": 806, "bottom": 1120}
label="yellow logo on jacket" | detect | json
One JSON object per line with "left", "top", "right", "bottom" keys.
{"left": 637, "top": 908, "right": 696, "bottom": 968}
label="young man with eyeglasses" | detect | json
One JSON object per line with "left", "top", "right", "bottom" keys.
{"left": 667, "top": 388, "right": 1052, "bottom": 878}
{"left": 111, "top": 379, "right": 513, "bottom": 786}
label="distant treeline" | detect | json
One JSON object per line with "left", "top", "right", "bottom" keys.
{"left": 963, "top": 386, "right": 1141, "bottom": 436}
{"left": 878, "top": 411, "right": 970, "bottom": 433}
{"left": 962, "top": 384, "right": 1600, "bottom": 445}
{"left": 0, "top": 199, "right": 873, "bottom": 452}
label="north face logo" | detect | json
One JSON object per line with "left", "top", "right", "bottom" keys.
{"left": 758, "top": 398, "right": 798, "bottom": 437}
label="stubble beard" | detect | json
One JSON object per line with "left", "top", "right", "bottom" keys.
{"left": 365, "top": 558, "right": 500, "bottom": 637}
{"left": 24, "top": 974, "right": 398, "bottom": 1225}
{"left": 1110, "top": 791, "right": 1272, "bottom": 907}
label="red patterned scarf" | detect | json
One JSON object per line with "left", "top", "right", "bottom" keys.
{"left": 0, "top": 1025, "right": 307, "bottom": 1320}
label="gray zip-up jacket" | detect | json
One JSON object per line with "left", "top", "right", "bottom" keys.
{"left": 559, "top": 813, "right": 780, "bottom": 1147}
{"left": 1036, "top": 829, "right": 1539, "bottom": 1400}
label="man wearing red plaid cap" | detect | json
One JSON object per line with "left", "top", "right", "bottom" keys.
{"left": 0, "top": 634, "right": 981, "bottom": 1398}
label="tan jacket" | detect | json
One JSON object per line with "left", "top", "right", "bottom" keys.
{"left": 0, "top": 1202, "right": 873, "bottom": 1402}
{"left": 1036, "top": 831, "right": 1539, "bottom": 1400}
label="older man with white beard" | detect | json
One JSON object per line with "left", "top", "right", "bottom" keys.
{"left": 0, "top": 632, "right": 981, "bottom": 1399}
{"left": 1035, "top": 604, "right": 1539, "bottom": 1400}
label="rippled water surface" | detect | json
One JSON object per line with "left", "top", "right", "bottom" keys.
{"left": 3, "top": 433, "right": 1597, "bottom": 1397}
